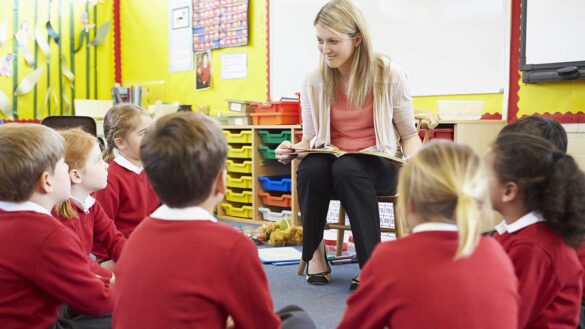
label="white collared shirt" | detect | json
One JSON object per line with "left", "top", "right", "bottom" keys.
{"left": 150, "top": 204, "right": 217, "bottom": 222}
{"left": 71, "top": 195, "right": 96, "bottom": 214}
{"left": 411, "top": 222, "right": 458, "bottom": 233}
{"left": 494, "top": 211, "right": 544, "bottom": 235}
{"left": 0, "top": 200, "right": 52, "bottom": 216}
{"left": 114, "top": 154, "right": 143, "bottom": 174}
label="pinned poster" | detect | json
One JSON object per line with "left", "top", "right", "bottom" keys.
{"left": 14, "top": 67, "right": 43, "bottom": 96}
{"left": 220, "top": 53, "right": 246, "bottom": 80}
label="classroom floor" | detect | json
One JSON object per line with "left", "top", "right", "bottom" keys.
{"left": 263, "top": 251, "right": 359, "bottom": 329}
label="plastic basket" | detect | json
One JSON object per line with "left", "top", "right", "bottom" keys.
{"left": 226, "top": 174, "right": 253, "bottom": 189}
{"left": 223, "top": 130, "right": 252, "bottom": 144}
{"left": 221, "top": 203, "right": 253, "bottom": 219}
{"left": 227, "top": 160, "right": 253, "bottom": 174}
{"left": 257, "top": 130, "right": 292, "bottom": 144}
{"left": 226, "top": 189, "right": 253, "bottom": 204}
{"left": 258, "top": 192, "right": 292, "bottom": 208}
{"left": 258, "top": 207, "right": 293, "bottom": 222}
{"left": 251, "top": 101, "right": 300, "bottom": 113}
{"left": 227, "top": 145, "right": 253, "bottom": 159}
{"left": 258, "top": 175, "right": 292, "bottom": 192}
{"left": 257, "top": 145, "right": 277, "bottom": 160}
{"left": 250, "top": 112, "right": 299, "bottom": 125}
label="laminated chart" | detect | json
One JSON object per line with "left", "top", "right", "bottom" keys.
{"left": 192, "top": 0, "right": 249, "bottom": 50}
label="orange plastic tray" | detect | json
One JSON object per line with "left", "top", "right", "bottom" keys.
{"left": 258, "top": 192, "right": 292, "bottom": 208}
{"left": 250, "top": 112, "right": 299, "bottom": 125}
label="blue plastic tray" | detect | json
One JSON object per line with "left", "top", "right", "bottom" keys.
{"left": 258, "top": 175, "right": 292, "bottom": 192}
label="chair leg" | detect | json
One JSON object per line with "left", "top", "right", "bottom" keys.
{"left": 297, "top": 260, "right": 306, "bottom": 275}
{"left": 336, "top": 206, "right": 346, "bottom": 257}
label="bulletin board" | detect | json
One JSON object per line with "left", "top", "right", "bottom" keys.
{"left": 269, "top": 0, "right": 509, "bottom": 99}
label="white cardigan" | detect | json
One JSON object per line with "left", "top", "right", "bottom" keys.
{"left": 301, "top": 55, "right": 418, "bottom": 155}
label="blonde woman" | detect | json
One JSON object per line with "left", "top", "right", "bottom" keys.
{"left": 275, "top": 0, "right": 422, "bottom": 290}
{"left": 337, "top": 141, "right": 519, "bottom": 329}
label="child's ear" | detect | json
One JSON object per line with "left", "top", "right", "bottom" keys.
{"left": 214, "top": 169, "right": 227, "bottom": 197}
{"left": 37, "top": 171, "right": 53, "bottom": 194}
{"left": 69, "top": 169, "right": 82, "bottom": 184}
{"left": 114, "top": 137, "right": 126, "bottom": 150}
{"left": 502, "top": 182, "right": 519, "bottom": 203}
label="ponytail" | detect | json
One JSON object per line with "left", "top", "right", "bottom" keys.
{"left": 541, "top": 154, "right": 585, "bottom": 248}
{"left": 454, "top": 194, "right": 481, "bottom": 258}
{"left": 102, "top": 143, "right": 115, "bottom": 162}
{"left": 55, "top": 199, "right": 78, "bottom": 219}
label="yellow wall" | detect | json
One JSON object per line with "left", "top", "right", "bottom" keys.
{"left": 0, "top": 0, "right": 114, "bottom": 119}
{"left": 517, "top": 74, "right": 585, "bottom": 118}
{"left": 121, "top": 0, "right": 268, "bottom": 115}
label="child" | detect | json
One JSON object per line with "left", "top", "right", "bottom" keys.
{"left": 113, "top": 113, "right": 314, "bottom": 329}
{"left": 499, "top": 115, "right": 568, "bottom": 152}
{"left": 93, "top": 103, "right": 160, "bottom": 259}
{"left": 337, "top": 141, "right": 519, "bottom": 329}
{"left": 487, "top": 132, "right": 585, "bottom": 328}
{"left": 0, "top": 124, "right": 113, "bottom": 328}
{"left": 53, "top": 128, "right": 126, "bottom": 282}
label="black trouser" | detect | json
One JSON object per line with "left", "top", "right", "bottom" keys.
{"left": 297, "top": 153, "right": 398, "bottom": 268}
{"left": 50, "top": 305, "right": 111, "bottom": 329}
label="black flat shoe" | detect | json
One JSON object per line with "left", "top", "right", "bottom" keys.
{"left": 349, "top": 275, "right": 360, "bottom": 291}
{"left": 305, "top": 246, "right": 331, "bottom": 285}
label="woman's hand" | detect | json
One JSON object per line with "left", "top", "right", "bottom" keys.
{"left": 275, "top": 141, "right": 298, "bottom": 165}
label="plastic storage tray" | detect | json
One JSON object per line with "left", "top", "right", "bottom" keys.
{"left": 226, "top": 189, "right": 253, "bottom": 204}
{"left": 227, "top": 145, "right": 253, "bottom": 159}
{"left": 251, "top": 101, "right": 300, "bottom": 113}
{"left": 257, "top": 145, "right": 277, "bottom": 160}
{"left": 227, "top": 160, "right": 253, "bottom": 174}
{"left": 258, "top": 175, "right": 292, "bottom": 192}
{"left": 258, "top": 207, "right": 293, "bottom": 222}
{"left": 221, "top": 203, "right": 253, "bottom": 219}
{"left": 258, "top": 192, "right": 292, "bottom": 208}
{"left": 257, "top": 130, "right": 292, "bottom": 144}
{"left": 226, "top": 174, "right": 253, "bottom": 189}
{"left": 223, "top": 130, "right": 252, "bottom": 144}
{"left": 250, "top": 112, "right": 299, "bottom": 125}
{"left": 227, "top": 100, "right": 254, "bottom": 113}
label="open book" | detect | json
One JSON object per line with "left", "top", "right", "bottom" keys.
{"left": 291, "top": 146, "right": 405, "bottom": 164}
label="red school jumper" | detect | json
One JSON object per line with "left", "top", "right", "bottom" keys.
{"left": 338, "top": 223, "right": 519, "bottom": 329}
{"left": 0, "top": 203, "right": 113, "bottom": 329}
{"left": 494, "top": 212, "right": 583, "bottom": 329}
{"left": 93, "top": 156, "right": 160, "bottom": 258}
{"left": 113, "top": 205, "right": 280, "bottom": 329}
{"left": 53, "top": 196, "right": 126, "bottom": 280}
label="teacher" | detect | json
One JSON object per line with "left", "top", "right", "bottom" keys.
{"left": 275, "top": 0, "right": 422, "bottom": 291}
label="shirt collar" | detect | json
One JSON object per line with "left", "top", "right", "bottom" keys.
{"left": 114, "top": 154, "right": 143, "bottom": 174}
{"left": 71, "top": 195, "right": 96, "bottom": 214}
{"left": 150, "top": 204, "right": 217, "bottom": 222}
{"left": 494, "top": 211, "right": 544, "bottom": 235}
{"left": 0, "top": 200, "right": 52, "bottom": 216}
{"left": 411, "top": 222, "right": 458, "bottom": 233}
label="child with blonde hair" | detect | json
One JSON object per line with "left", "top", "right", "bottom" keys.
{"left": 0, "top": 124, "right": 112, "bottom": 328}
{"left": 338, "top": 141, "right": 519, "bottom": 329}
{"left": 94, "top": 103, "right": 160, "bottom": 259}
{"left": 53, "top": 128, "right": 126, "bottom": 282}
{"left": 487, "top": 132, "right": 585, "bottom": 328}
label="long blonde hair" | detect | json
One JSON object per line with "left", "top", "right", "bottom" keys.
{"left": 55, "top": 128, "right": 97, "bottom": 219}
{"left": 102, "top": 103, "right": 150, "bottom": 162}
{"left": 314, "top": 0, "right": 376, "bottom": 108}
{"left": 397, "top": 141, "right": 491, "bottom": 259}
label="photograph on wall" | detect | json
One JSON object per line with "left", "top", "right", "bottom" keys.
{"left": 195, "top": 50, "right": 211, "bottom": 90}
{"left": 192, "top": 0, "right": 248, "bottom": 51}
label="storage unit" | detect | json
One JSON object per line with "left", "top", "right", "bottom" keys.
{"left": 258, "top": 207, "right": 293, "bottom": 222}
{"left": 258, "top": 175, "right": 292, "bottom": 193}
{"left": 257, "top": 130, "right": 292, "bottom": 144}
{"left": 257, "top": 145, "right": 277, "bottom": 160}
{"left": 226, "top": 174, "right": 253, "bottom": 189}
{"left": 226, "top": 189, "right": 253, "bottom": 204}
{"left": 250, "top": 112, "right": 299, "bottom": 125}
{"left": 227, "top": 145, "right": 253, "bottom": 158}
{"left": 224, "top": 130, "right": 252, "bottom": 144}
{"left": 258, "top": 192, "right": 292, "bottom": 208}
{"left": 221, "top": 203, "right": 254, "bottom": 219}
{"left": 226, "top": 160, "right": 253, "bottom": 174}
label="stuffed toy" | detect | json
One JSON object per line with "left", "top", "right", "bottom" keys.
{"left": 257, "top": 218, "right": 303, "bottom": 246}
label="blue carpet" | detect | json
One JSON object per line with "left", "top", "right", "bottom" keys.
{"left": 262, "top": 250, "right": 359, "bottom": 329}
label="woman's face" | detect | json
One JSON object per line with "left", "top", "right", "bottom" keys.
{"left": 315, "top": 24, "right": 358, "bottom": 72}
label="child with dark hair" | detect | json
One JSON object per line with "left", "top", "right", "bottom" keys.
{"left": 500, "top": 115, "right": 567, "bottom": 152}
{"left": 486, "top": 132, "right": 585, "bottom": 328}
